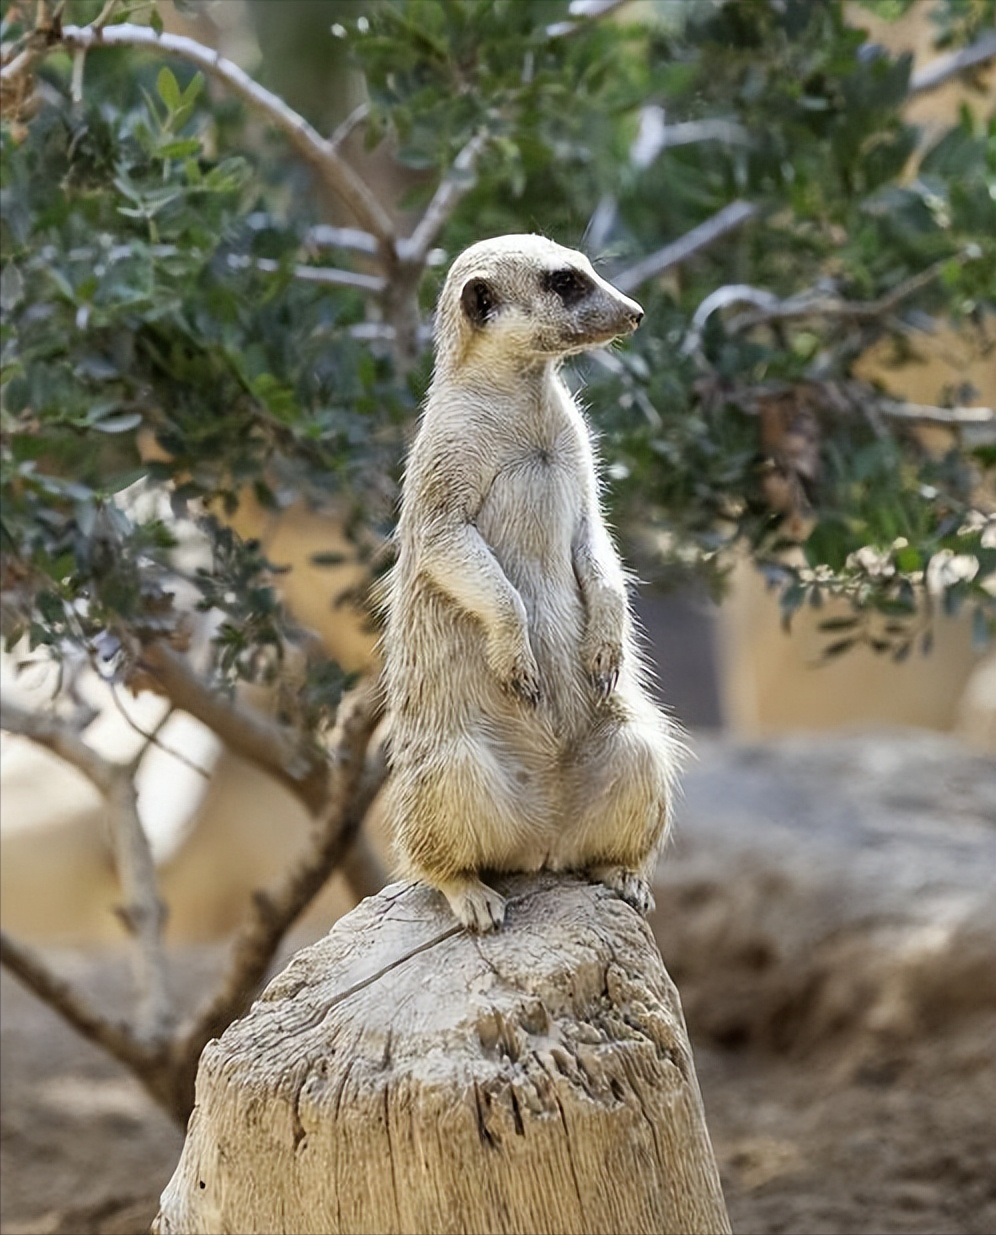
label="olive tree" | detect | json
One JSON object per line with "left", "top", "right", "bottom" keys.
{"left": 0, "top": 0, "right": 993, "bottom": 1122}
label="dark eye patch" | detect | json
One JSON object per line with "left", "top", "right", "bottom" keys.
{"left": 543, "top": 268, "right": 592, "bottom": 306}
{"left": 461, "top": 277, "right": 497, "bottom": 327}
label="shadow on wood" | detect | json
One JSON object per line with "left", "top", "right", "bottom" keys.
{"left": 155, "top": 873, "right": 730, "bottom": 1235}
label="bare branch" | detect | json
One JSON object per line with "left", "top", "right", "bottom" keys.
{"left": 0, "top": 930, "right": 156, "bottom": 1071}
{"left": 134, "top": 641, "right": 330, "bottom": 814}
{"left": 55, "top": 22, "right": 396, "bottom": 250}
{"left": 303, "top": 224, "right": 380, "bottom": 256}
{"left": 878, "top": 399, "right": 994, "bottom": 427}
{"left": 105, "top": 773, "right": 172, "bottom": 1041}
{"left": 70, "top": 46, "right": 85, "bottom": 103}
{"left": 0, "top": 45, "right": 39, "bottom": 87}
{"left": 1, "top": 694, "right": 171, "bottom": 1039}
{"left": 909, "top": 29, "right": 996, "bottom": 96}
{"left": 227, "top": 254, "right": 387, "bottom": 294}
{"left": 336, "top": 738, "right": 390, "bottom": 901}
{"left": 110, "top": 688, "right": 212, "bottom": 780}
{"left": 546, "top": 0, "right": 630, "bottom": 38}
{"left": 329, "top": 101, "right": 370, "bottom": 150}
{"left": 612, "top": 200, "right": 758, "bottom": 296}
{"left": 401, "top": 130, "right": 492, "bottom": 266}
{"left": 179, "top": 678, "right": 384, "bottom": 1051}
{"left": 726, "top": 379, "right": 994, "bottom": 432}
{"left": 682, "top": 257, "right": 961, "bottom": 357}
{"left": 0, "top": 695, "right": 117, "bottom": 793}
{"left": 630, "top": 105, "right": 751, "bottom": 169}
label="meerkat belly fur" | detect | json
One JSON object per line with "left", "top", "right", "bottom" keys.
{"left": 382, "top": 234, "right": 683, "bottom": 931}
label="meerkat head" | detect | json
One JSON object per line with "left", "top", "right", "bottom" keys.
{"left": 433, "top": 234, "right": 643, "bottom": 374}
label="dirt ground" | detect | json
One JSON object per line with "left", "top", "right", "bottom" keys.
{"left": 2, "top": 958, "right": 993, "bottom": 1235}
{"left": 2, "top": 731, "right": 994, "bottom": 1235}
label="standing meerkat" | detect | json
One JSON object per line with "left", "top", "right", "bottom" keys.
{"left": 382, "top": 234, "right": 683, "bottom": 932}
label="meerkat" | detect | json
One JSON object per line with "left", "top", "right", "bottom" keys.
{"left": 381, "top": 233, "right": 682, "bottom": 932}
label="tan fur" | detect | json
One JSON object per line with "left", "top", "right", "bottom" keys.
{"left": 382, "top": 235, "right": 683, "bottom": 931}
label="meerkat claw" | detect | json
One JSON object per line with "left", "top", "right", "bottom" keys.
{"left": 441, "top": 878, "right": 507, "bottom": 932}
{"left": 508, "top": 666, "right": 541, "bottom": 706}
{"left": 584, "top": 642, "right": 621, "bottom": 701}
{"left": 589, "top": 866, "right": 656, "bottom": 915}
{"left": 591, "top": 666, "right": 619, "bottom": 701}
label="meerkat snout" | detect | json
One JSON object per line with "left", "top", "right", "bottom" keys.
{"left": 383, "top": 233, "right": 682, "bottom": 933}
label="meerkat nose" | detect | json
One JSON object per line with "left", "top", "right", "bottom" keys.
{"left": 628, "top": 306, "right": 644, "bottom": 328}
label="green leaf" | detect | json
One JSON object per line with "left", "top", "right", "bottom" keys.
{"left": 818, "top": 616, "right": 860, "bottom": 632}
{"left": 893, "top": 544, "right": 923, "bottom": 573}
{"left": 157, "top": 67, "right": 183, "bottom": 113}
{"left": 804, "top": 520, "right": 853, "bottom": 573}
{"left": 821, "top": 637, "right": 857, "bottom": 660}
{"left": 181, "top": 72, "right": 205, "bottom": 108}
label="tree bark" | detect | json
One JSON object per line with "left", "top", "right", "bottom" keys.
{"left": 155, "top": 873, "right": 731, "bottom": 1235}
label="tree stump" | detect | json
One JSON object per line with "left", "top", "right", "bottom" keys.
{"left": 155, "top": 873, "right": 731, "bottom": 1235}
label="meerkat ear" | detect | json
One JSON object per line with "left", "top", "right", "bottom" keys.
{"left": 460, "top": 277, "right": 497, "bottom": 328}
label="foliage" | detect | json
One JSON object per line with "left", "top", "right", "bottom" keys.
{"left": 1, "top": 0, "right": 994, "bottom": 720}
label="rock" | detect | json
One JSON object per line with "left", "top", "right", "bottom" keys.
{"left": 156, "top": 874, "right": 730, "bottom": 1235}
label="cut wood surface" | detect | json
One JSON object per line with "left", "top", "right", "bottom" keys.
{"left": 155, "top": 873, "right": 731, "bottom": 1235}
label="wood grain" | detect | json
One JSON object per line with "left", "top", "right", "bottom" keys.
{"left": 156, "top": 873, "right": 730, "bottom": 1235}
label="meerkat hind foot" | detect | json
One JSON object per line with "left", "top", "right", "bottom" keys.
{"left": 437, "top": 875, "right": 507, "bottom": 933}
{"left": 588, "top": 865, "right": 656, "bottom": 915}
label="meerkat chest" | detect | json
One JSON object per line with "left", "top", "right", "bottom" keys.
{"left": 477, "top": 425, "right": 586, "bottom": 569}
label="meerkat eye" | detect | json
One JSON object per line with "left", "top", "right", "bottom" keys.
{"left": 543, "top": 267, "right": 593, "bottom": 306}
{"left": 461, "top": 278, "right": 497, "bottom": 328}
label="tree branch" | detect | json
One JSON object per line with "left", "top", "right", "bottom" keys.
{"left": 0, "top": 930, "right": 158, "bottom": 1071}
{"left": 227, "top": 254, "right": 387, "bottom": 294}
{"left": 110, "top": 688, "right": 211, "bottom": 780}
{"left": 400, "top": 129, "right": 492, "bottom": 267}
{"left": 0, "top": 695, "right": 117, "bottom": 793}
{"left": 329, "top": 101, "right": 370, "bottom": 150}
{"left": 682, "top": 257, "right": 960, "bottom": 357}
{"left": 909, "top": 28, "right": 996, "bottom": 96}
{"left": 178, "top": 678, "right": 384, "bottom": 1053}
{"left": 546, "top": 0, "right": 631, "bottom": 38}
{"left": 726, "top": 259, "right": 955, "bottom": 334}
{"left": 0, "top": 694, "right": 172, "bottom": 1040}
{"left": 303, "top": 224, "right": 380, "bottom": 256}
{"left": 134, "top": 640, "right": 330, "bottom": 814}
{"left": 629, "top": 105, "right": 751, "bottom": 170}
{"left": 612, "top": 200, "right": 758, "bottom": 296}
{"left": 104, "top": 772, "right": 172, "bottom": 1041}
{"left": 877, "top": 399, "right": 994, "bottom": 427}
{"left": 54, "top": 22, "right": 396, "bottom": 251}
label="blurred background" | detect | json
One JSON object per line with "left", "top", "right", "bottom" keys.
{"left": 1, "top": 1, "right": 994, "bottom": 1233}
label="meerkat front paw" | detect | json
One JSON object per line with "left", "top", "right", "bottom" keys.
{"left": 438, "top": 875, "right": 507, "bottom": 932}
{"left": 588, "top": 865, "right": 656, "bottom": 915}
{"left": 581, "top": 636, "right": 622, "bottom": 701}
{"left": 487, "top": 634, "right": 542, "bottom": 706}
